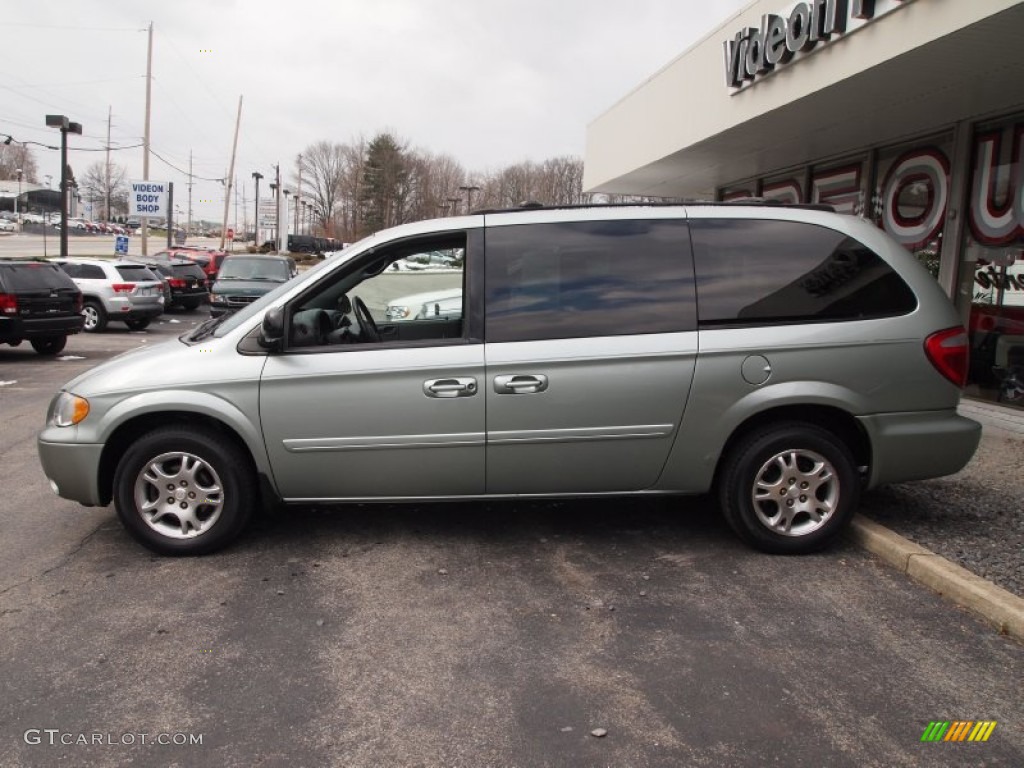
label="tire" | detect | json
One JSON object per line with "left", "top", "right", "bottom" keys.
{"left": 31, "top": 336, "right": 67, "bottom": 355}
{"left": 124, "top": 318, "right": 150, "bottom": 331}
{"left": 113, "top": 426, "right": 255, "bottom": 555}
{"left": 180, "top": 299, "right": 201, "bottom": 311}
{"left": 717, "top": 422, "right": 859, "bottom": 554}
{"left": 82, "top": 300, "right": 108, "bottom": 332}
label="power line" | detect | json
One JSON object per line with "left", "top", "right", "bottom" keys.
{"left": 0, "top": 132, "right": 142, "bottom": 153}
{"left": 149, "top": 147, "right": 224, "bottom": 183}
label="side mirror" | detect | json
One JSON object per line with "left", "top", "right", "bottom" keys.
{"left": 258, "top": 306, "right": 285, "bottom": 350}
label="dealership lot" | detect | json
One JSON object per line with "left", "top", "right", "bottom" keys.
{"left": 1, "top": 320, "right": 1022, "bottom": 767}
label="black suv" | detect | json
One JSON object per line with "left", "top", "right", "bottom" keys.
{"left": 0, "top": 260, "right": 84, "bottom": 355}
{"left": 128, "top": 258, "right": 208, "bottom": 310}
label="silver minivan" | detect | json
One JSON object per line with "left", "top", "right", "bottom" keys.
{"left": 38, "top": 204, "right": 981, "bottom": 555}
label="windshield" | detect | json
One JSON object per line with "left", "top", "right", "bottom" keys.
{"left": 217, "top": 257, "right": 291, "bottom": 281}
{"left": 211, "top": 247, "right": 362, "bottom": 338}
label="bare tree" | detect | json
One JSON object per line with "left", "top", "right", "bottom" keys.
{"left": 0, "top": 141, "right": 40, "bottom": 183}
{"left": 80, "top": 160, "right": 128, "bottom": 219}
{"left": 405, "top": 150, "right": 465, "bottom": 221}
{"left": 296, "top": 141, "right": 348, "bottom": 237}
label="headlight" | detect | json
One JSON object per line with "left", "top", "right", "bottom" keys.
{"left": 53, "top": 392, "right": 90, "bottom": 427}
{"left": 385, "top": 305, "right": 409, "bottom": 320}
{"left": 210, "top": 294, "right": 227, "bottom": 304}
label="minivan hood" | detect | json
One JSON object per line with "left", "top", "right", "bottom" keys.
{"left": 60, "top": 334, "right": 257, "bottom": 397}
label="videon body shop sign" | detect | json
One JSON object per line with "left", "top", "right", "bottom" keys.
{"left": 128, "top": 180, "right": 170, "bottom": 218}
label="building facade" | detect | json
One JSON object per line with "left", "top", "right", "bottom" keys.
{"left": 585, "top": 0, "right": 1024, "bottom": 409}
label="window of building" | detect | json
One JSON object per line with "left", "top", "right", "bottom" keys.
{"left": 870, "top": 136, "right": 954, "bottom": 281}
{"left": 484, "top": 220, "right": 696, "bottom": 343}
{"left": 960, "top": 115, "right": 1024, "bottom": 408}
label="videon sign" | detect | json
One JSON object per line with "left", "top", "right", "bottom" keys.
{"left": 723, "top": 0, "right": 909, "bottom": 90}
{"left": 128, "top": 181, "right": 170, "bottom": 218}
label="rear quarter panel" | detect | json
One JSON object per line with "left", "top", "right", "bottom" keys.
{"left": 655, "top": 209, "right": 966, "bottom": 493}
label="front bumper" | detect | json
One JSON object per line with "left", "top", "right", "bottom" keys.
{"left": 858, "top": 409, "right": 982, "bottom": 489}
{"left": 37, "top": 437, "right": 106, "bottom": 506}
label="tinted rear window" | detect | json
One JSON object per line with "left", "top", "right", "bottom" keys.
{"left": 485, "top": 219, "right": 695, "bottom": 343}
{"left": 171, "top": 263, "right": 207, "bottom": 279}
{"left": 1, "top": 264, "right": 76, "bottom": 291}
{"left": 690, "top": 219, "right": 917, "bottom": 326}
{"left": 116, "top": 265, "right": 159, "bottom": 281}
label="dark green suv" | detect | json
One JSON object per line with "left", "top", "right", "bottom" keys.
{"left": 209, "top": 255, "right": 296, "bottom": 317}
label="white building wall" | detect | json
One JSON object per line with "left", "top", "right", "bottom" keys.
{"left": 584, "top": 0, "right": 1023, "bottom": 195}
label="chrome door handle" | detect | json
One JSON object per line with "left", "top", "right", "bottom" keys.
{"left": 423, "top": 377, "right": 478, "bottom": 398}
{"left": 493, "top": 374, "right": 548, "bottom": 394}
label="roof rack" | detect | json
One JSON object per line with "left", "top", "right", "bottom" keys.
{"left": 471, "top": 200, "right": 835, "bottom": 215}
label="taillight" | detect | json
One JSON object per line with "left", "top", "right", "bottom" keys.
{"left": 111, "top": 283, "right": 136, "bottom": 293}
{"left": 74, "top": 292, "right": 83, "bottom": 312}
{"left": 924, "top": 327, "right": 969, "bottom": 388}
{"left": 0, "top": 293, "right": 17, "bottom": 315}
{"left": 168, "top": 278, "right": 186, "bottom": 288}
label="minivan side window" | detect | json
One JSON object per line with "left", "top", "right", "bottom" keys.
{"left": 690, "top": 219, "right": 918, "bottom": 326}
{"left": 485, "top": 219, "right": 696, "bottom": 343}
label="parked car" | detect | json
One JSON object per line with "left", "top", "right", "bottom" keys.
{"left": 127, "top": 257, "right": 208, "bottom": 311}
{"left": 53, "top": 258, "right": 164, "bottom": 332}
{"left": 38, "top": 203, "right": 981, "bottom": 556}
{"left": 0, "top": 219, "right": 15, "bottom": 233}
{"left": 385, "top": 288, "right": 463, "bottom": 321}
{"left": 0, "top": 259, "right": 84, "bottom": 354}
{"left": 153, "top": 247, "right": 228, "bottom": 281}
{"left": 209, "top": 255, "right": 297, "bottom": 317}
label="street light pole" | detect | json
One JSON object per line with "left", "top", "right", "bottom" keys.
{"left": 283, "top": 188, "right": 290, "bottom": 250}
{"left": 252, "top": 171, "right": 263, "bottom": 246}
{"left": 269, "top": 182, "right": 277, "bottom": 249}
{"left": 459, "top": 184, "right": 480, "bottom": 214}
{"left": 15, "top": 169, "right": 22, "bottom": 231}
{"left": 46, "top": 114, "right": 83, "bottom": 259}
{"left": 447, "top": 196, "right": 461, "bottom": 216}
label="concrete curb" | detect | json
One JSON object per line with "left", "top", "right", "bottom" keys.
{"left": 847, "top": 516, "right": 1024, "bottom": 642}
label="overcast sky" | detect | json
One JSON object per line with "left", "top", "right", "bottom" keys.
{"left": 2, "top": 0, "right": 748, "bottom": 222}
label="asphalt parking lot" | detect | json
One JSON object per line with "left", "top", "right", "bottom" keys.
{"left": 1, "top": 315, "right": 1022, "bottom": 767}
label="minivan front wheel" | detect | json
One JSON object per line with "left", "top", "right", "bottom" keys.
{"left": 113, "top": 427, "right": 254, "bottom": 555}
{"left": 718, "top": 423, "right": 859, "bottom": 554}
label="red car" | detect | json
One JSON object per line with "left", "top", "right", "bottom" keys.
{"left": 154, "top": 247, "right": 229, "bottom": 281}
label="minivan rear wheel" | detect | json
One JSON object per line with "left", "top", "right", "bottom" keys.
{"left": 718, "top": 422, "right": 859, "bottom": 554}
{"left": 113, "top": 427, "right": 255, "bottom": 555}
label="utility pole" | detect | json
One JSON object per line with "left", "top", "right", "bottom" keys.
{"left": 233, "top": 174, "right": 239, "bottom": 251}
{"left": 105, "top": 105, "right": 111, "bottom": 222}
{"left": 219, "top": 95, "right": 243, "bottom": 251}
{"left": 141, "top": 21, "right": 153, "bottom": 256}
